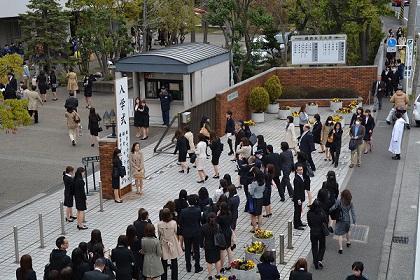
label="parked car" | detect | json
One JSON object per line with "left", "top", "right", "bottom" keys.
{"left": 274, "top": 32, "right": 293, "bottom": 52}
{"left": 412, "top": 94, "right": 420, "bottom": 126}
{"left": 392, "top": 0, "right": 410, "bottom": 6}
{"left": 249, "top": 35, "right": 279, "bottom": 65}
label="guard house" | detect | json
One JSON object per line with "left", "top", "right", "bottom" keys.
{"left": 115, "top": 43, "right": 230, "bottom": 124}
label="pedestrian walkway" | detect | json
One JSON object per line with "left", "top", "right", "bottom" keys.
{"left": 0, "top": 106, "right": 357, "bottom": 279}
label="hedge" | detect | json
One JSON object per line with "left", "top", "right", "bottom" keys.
{"left": 280, "top": 86, "right": 358, "bottom": 99}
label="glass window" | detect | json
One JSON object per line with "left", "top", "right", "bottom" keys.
{"left": 145, "top": 79, "right": 183, "bottom": 101}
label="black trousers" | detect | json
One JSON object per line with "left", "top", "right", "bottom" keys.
{"left": 280, "top": 171, "right": 294, "bottom": 197}
{"left": 310, "top": 234, "right": 326, "bottom": 265}
{"left": 293, "top": 200, "right": 303, "bottom": 228}
{"left": 273, "top": 176, "right": 283, "bottom": 199}
{"left": 184, "top": 236, "right": 200, "bottom": 270}
{"left": 306, "top": 153, "right": 316, "bottom": 172}
{"left": 28, "top": 110, "right": 38, "bottom": 123}
{"left": 161, "top": 258, "right": 178, "bottom": 280}
{"left": 227, "top": 138, "right": 233, "bottom": 153}
{"left": 331, "top": 149, "right": 340, "bottom": 167}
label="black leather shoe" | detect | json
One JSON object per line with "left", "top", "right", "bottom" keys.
{"left": 195, "top": 267, "right": 203, "bottom": 273}
{"left": 300, "top": 223, "right": 307, "bottom": 227}
{"left": 280, "top": 198, "right": 285, "bottom": 202}
{"left": 205, "top": 175, "right": 209, "bottom": 181}
{"left": 186, "top": 267, "right": 191, "bottom": 272}
{"left": 295, "top": 226, "right": 305, "bottom": 230}
{"left": 386, "top": 121, "right": 391, "bottom": 125}
{"left": 228, "top": 151, "right": 234, "bottom": 156}
{"left": 392, "top": 156, "right": 400, "bottom": 160}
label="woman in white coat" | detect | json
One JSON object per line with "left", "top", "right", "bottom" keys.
{"left": 285, "top": 116, "right": 297, "bottom": 154}
{"left": 196, "top": 133, "right": 209, "bottom": 183}
{"left": 389, "top": 112, "right": 405, "bottom": 160}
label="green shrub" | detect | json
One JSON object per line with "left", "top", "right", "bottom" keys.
{"left": 264, "top": 75, "right": 282, "bottom": 103}
{"left": 249, "top": 87, "right": 269, "bottom": 113}
{"left": 280, "top": 87, "right": 358, "bottom": 99}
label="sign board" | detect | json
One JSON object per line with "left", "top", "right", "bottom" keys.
{"left": 406, "top": 38, "right": 414, "bottom": 78}
{"left": 387, "top": 38, "right": 397, "bottom": 47}
{"left": 82, "top": 156, "right": 100, "bottom": 165}
{"left": 128, "top": 98, "right": 134, "bottom": 118}
{"left": 227, "top": 91, "right": 238, "bottom": 101}
{"left": 115, "top": 77, "right": 131, "bottom": 188}
{"left": 291, "top": 34, "right": 346, "bottom": 65}
{"left": 387, "top": 46, "right": 397, "bottom": 53}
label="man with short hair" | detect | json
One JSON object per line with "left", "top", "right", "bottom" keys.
{"left": 349, "top": 117, "right": 365, "bottom": 168}
{"left": 159, "top": 86, "right": 172, "bottom": 126}
{"left": 345, "top": 261, "right": 369, "bottom": 280}
{"left": 262, "top": 145, "right": 284, "bottom": 201}
{"left": 4, "top": 72, "right": 17, "bottom": 99}
{"left": 225, "top": 110, "right": 235, "bottom": 155}
{"left": 299, "top": 124, "right": 316, "bottom": 172}
{"left": 64, "top": 91, "right": 79, "bottom": 112}
{"left": 372, "top": 75, "right": 386, "bottom": 112}
{"left": 293, "top": 164, "right": 306, "bottom": 230}
{"left": 49, "top": 236, "right": 71, "bottom": 271}
{"left": 24, "top": 85, "right": 43, "bottom": 123}
{"left": 82, "top": 258, "right": 110, "bottom": 280}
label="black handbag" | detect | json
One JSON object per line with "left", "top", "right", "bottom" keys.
{"left": 249, "top": 133, "right": 257, "bottom": 146}
{"left": 190, "top": 153, "right": 197, "bottom": 164}
{"left": 349, "top": 139, "right": 356, "bottom": 151}
{"left": 305, "top": 162, "right": 314, "bottom": 177}
{"left": 214, "top": 225, "right": 226, "bottom": 248}
{"left": 321, "top": 212, "right": 330, "bottom": 236}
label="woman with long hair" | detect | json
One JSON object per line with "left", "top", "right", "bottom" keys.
{"left": 183, "top": 126, "right": 196, "bottom": 167}
{"left": 63, "top": 166, "right": 76, "bottom": 222}
{"left": 321, "top": 171, "right": 339, "bottom": 232}
{"left": 88, "top": 107, "right": 101, "bottom": 147}
{"left": 173, "top": 129, "right": 190, "bottom": 174}
{"left": 285, "top": 116, "right": 297, "bottom": 155}
{"left": 209, "top": 130, "right": 223, "bottom": 179}
{"left": 256, "top": 135, "right": 267, "bottom": 156}
{"left": 134, "top": 97, "right": 142, "bottom": 138}
{"left": 329, "top": 189, "right": 356, "bottom": 254}
{"left": 196, "top": 133, "right": 209, "bottom": 183}
{"left": 111, "top": 235, "right": 135, "bottom": 280}
{"left": 174, "top": 189, "right": 188, "bottom": 250}
{"left": 312, "top": 114, "right": 323, "bottom": 153}
{"left": 321, "top": 116, "right": 334, "bottom": 161}
{"left": 142, "top": 224, "right": 164, "bottom": 280}
{"left": 289, "top": 258, "right": 313, "bottom": 280}
{"left": 350, "top": 107, "right": 364, "bottom": 127}
{"left": 263, "top": 164, "right": 274, "bottom": 218}
{"left": 16, "top": 254, "right": 36, "bottom": 280}
{"left": 298, "top": 104, "right": 309, "bottom": 137}
{"left": 139, "top": 99, "right": 150, "bottom": 140}
{"left": 217, "top": 202, "right": 233, "bottom": 273}
{"left": 330, "top": 122, "right": 343, "bottom": 168}
{"left": 49, "top": 69, "right": 58, "bottom": 101}
{"left": 363, "top": 109, "right": 375, "bottom": 154}
{"left": 37, "top": 70, "right": 48, "bottom": 102}
{"left": 199, "top": 116, "right": 211, "bottom": 157}
{"left": 83, "top": 74, "right": 95, "bottom": 109}
{"left": 112, "top": 148, "right": 126, "bottom": 203}
{"left": 130, "top": 142, "right": 145, "bottom": 194}
{"left": 87, "top": 229, "right": 104, "bottom": 254}
{"left": 307, "top": 200, "right": 328, "bottom": 270}
{"left": 70, "top": 247, "right": 90, "bottom": 279}
{"left": 126, "top": 225, "right": 142, "bottom": 280}
{"left": 249, "top": 167, "right": 265, "bottom": 232}
{"left": 200, "top": 212, "right": 221, "bottom": 279}
{"left": 73, "top": 167, "right": 88, "bottom": 230}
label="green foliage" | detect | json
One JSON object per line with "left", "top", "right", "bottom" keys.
{"left": 0, "top": 99, "right": 32, "bottom": 131}
{"left": 264, "top": 75, "right": 282, "bottom": 103}
{"left": 280, "top": 86, "right": 358, "bottom": 99}
{"left": 249, "top": 87, "right": 269, "bottom": 112}
{"left": 0, "top": 54, "right": 24, "bottom": 84}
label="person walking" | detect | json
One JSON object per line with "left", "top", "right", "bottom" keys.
{"left": 88, "top": 107, "right": 101, "bottom": 147}
{"left": 262, "top": 145, "right": 282, "bottom": 200}
{"left": 321, "top": 116, "right": 333, "bottom": 161}
{"left": 386, "top": 86, "right": 410, "bottom": 128}
{"left": 299, "top": 124, "right": 316, "bottom": 172}
{"left": 142, "top": 224, "right": 164, "bottom": 280}
{"left": 36, "top": 70, "right": 48, "bottom": 102}
{"left": 349, "top": 107, "right": 364, "bottom": 127}
{"left": 63, "top": 166, "right": 76, "bottom": 223}
{"left": 330, "top": 122, "right": 343, "bottom": 168}
{"left": 83, "top": 74, "right": 96, "bottom": 108}
{"left": 183, "top": 126, "right": 196, "bottom": 167}
{"left": 130, "top": 142, "right": 145, "bottom": 194}
{"left": 24, "top": 85, "right": 43, "bottom": 124}
{"left": 112, "top": 148, "right": 126, "bottom": 203}
{"left": 249, "top": 167, "right": 265, "bottom": 232}
{"left": 134, "top": 98, "right": 142, "bottom": 138}
{"left": 65, "top": 107, "right": 80, "bottom": 146}
{"left": 200, "top": 212, "right": 222, "bottom": 280}
{"left": 285, "top": 116, "right": 297, "bottom": 155}
{"left": 321, "top": 171, "right": 339, "bottom": 232}
{"left": 173, "top": 129, "right": 190, "bottom": 174}
{"left": 289, "top": 258, "right": 312, "bottom": 280}
{"left": 349, "top": 117, "right": 365, "bottom": 168}
{"left": 389, "top": 112, "right": 405, "bottom": 160}
{"left": 22, "top": 61, "right": 30, "bottom": 88}
{"left": 293, "top": 163, "right": 306, "bottom": 230}
{"left": 74, "top": 167, "right": 88, "bottom": 230}
{"left": 279, "top": 142, "right": 294, "bottom": 199}
{"left": 381, "top": 66, "right": 392, "bottom": 97}
{"left": 200, "top": 116, "right": 212, "bottom": 157}
{"left": 209, "top": 130, "right": 223, "bottom": 179}
{"left": 307, "top": 200, "right": 327, "bottom": 270}
{"left": 298, "top": 104, "right": 309, "bottom": 137}
{"left": 16, "top": 254, "right": 37, "bottom": 280}
{"left": 363, "top": 109, "right": 375, "bottom": 154}
{"left": 372, "top": 75, "right": 386, "bottom": 112}
{"left": 139, "top": 99, "right": 149, "bottom": 140}
{"left": 345, "top": 261, "right": 369, "bottom": 280}
{"left": 66, "top": 68, "right": 78, "bottom": 97}
{"left": 159, "top": 86, "right": 172, "bottom": 126}
{"left": 196, "top": 133, "right": 209, "bottom": 183}
{"left": 329, "top": 189, "right": 357, "bottom": 254}
{"left": 111, "top": 235, "right": 135, "bottom": 280}
{"left": 312, "top": 114, "right": 323, "bottom": 153}
{"left": 217, "top": 202, "right": 233, "bottom": 272}
{"left": 225, "top": 110, "right": 235, "bottom": 156}
{"left": 49, "top": 69, "right": 58, "bottom": 101}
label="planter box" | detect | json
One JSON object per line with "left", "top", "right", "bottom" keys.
{"left": 252, "top": 112, "right": 265, "bottom": 123}
{"left": 306, "top": 105, "right": 318, "bottom": 115}
{"left": 278, "top": 109, "right": 291, "bottom": 120}
{"left": 330, "top": 101, "right": 342, "bottom": 112}
{"left": 231, "top": 267, "right": 257, "bottom": 280}
{"left": 245, "top": 250, "right": 262, "bottom": 264}
{"left": 337, "top": 113, "right": 353, "bottom": 125}
{"left": 252, "top": 236, "right": 275, "bottom": 250}
{"left": 267, "top": 103, "right": 279, "bottom": 114}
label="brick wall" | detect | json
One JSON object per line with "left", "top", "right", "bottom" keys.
{"left": 215, "top": 66, "right": 377, "bottom": 135}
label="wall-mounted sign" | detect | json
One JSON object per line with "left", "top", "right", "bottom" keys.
{"left": 227, "top": 91, "right": 238, "bottom": 101}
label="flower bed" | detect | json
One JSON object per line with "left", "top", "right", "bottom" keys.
{"left": 276, "top": 97, "right": 363, "bottom": 108}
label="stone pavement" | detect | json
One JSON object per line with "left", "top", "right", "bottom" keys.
{"left": 0, "top": 106, "right": 358, "bottom": 279}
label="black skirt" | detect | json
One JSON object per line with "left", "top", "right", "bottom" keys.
{"left": 112, "top": 176, "right": 120, "bottom": 189}
{"left": 205, "top": 248, "right": 221, "bottom": 264}
{"left": 252, "top": 197, "right": 263, "bottom": 216}
{"left": 64, "top": 195, "right": 73, "bottom": 207}
{"left": 263, "top": 186, "right": 271, "bottom": 206}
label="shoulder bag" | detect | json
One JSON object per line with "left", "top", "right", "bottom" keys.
{"left": 249, "top": 133, "right": 257, "bottom": 146}
{"left": 214, "top": 225, "right": 226, "bottom": 248}
{"left": 321, "top": 211, "right": 330, "bottom": 236}
{"left": 248, "top": 195, "right": 254, "bottom": 213}
{"left": 73, "top": 113, "right": 80, "bottom": 123}
{"left": 305, "top": 162, "right": 315, "bottom": 177}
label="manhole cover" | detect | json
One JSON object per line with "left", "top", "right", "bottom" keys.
{"left": 392, "top": 236, "right": 409, "bottom": 244}
{"left": 333, "top": 225, "right": 369, "bottom": 243}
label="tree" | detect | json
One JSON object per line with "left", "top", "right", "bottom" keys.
{"left": 20, "top": 0, "right": 71, "bottom": 71}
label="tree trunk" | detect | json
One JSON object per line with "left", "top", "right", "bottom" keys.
{"left": 359, "top": 23, "right": 370, "bottom": 65}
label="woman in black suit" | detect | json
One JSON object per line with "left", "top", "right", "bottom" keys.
{"left": 63, "top": 166, "right": 75, "bottom": 222}
{"left": 312, "top": 114, "right": 323, "bottom": 152}
{"left": 349, "top": 107, "right": 365, "bottom": 127}
{"left": 112, "top": 148, "right": 126, "bottom": 203}
{"left": 88, "top": 107, "right": 101, "bottom": 147}
{"left": 330, "top": 122, "right": 343, "bottom": 168}
{"left": 200, "top": 212, "right": 221, "bottom": 279}
{"left": 16, "top": 254, "right": 36, "bottom": 280}
{"left": 217, "top": 202, "right": 232, "bottom": 272}
{"left": 363, "top": 109, "right": 375, "bottom": 154}
{"left": 139, "top": 99, "right": 149, "bottom": 140}
{"left": 174, "top": 129, "right": 189, "bottom": 174}
{"left": 134, "top": 97, "right": 142, "bottom": 138}
{"left": 227, "top": 185, "right": 239, "bottom": 250}
{"left": 126, "top": 225, "right": 142, "bottom": 280}
{"left": 307, "top": 200, "right": 328, "bottom": 270}
{"left": 209, "top": 130, "right": 223, "bottom": 179}
{"left": 74, "top": 167, "right": 88, "bottom": 230}
{"left": 111, "top": 235, "right": 135, "bottom": 280}
{"left": 289, "top": 258, "right": 313, "bottom": 280}
{"left": 70, "top": 247, "right": 90, "bottom": 279}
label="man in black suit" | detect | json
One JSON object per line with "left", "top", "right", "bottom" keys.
{"left": 179, "top": 194, "right": 203, "bottom": 273}
{"left": 232, "top": 120, "right": 245, "bottom": 159}
{"left": 64, "top": 91, "right": 79, "bottom": 111}
{"left": 372, "top": 75, "right": 386, "bottom": 112}
{"left": 237, "top": 155, "right": 259, "bottom": 211}
{"left": 293, "top": 164, "right": 306, "bottom": 230}
{"left": 4, "top": 73, "right": 17, "bottom": 99}
{"left": 262, "top": 145, "right": 284, "bottom": 201}
{"left": 83, "top": 258, "right": 110, "bottom": 280}
{"left": 299, "top": 124, "right": 316, "bottom": 172}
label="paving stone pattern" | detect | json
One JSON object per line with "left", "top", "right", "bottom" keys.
{"left": 0, "top": 107, "right": 358, "bottom": 279}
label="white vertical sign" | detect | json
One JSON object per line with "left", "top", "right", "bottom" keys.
{"left": 406, "top": 39, "right": 414, "bottom": 78}
{"left": 115, "top": 77, "right": 131, "bottom": 188}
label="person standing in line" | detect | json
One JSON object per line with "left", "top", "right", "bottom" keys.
{"left": 389, "top": 64, "right": 400, "bottom": 95}
{"left": 16, "top": 254, "right": 37, "bottom": 280}
{"left": 372, "top": 75, "right": 386, "bottom": 112}
{"left": 262, "top": 145, "right": 282, "bottom": 201}
{"left": 262, "top": 164, "right": 274, "bottom": 218}
{"left": 386, "top": 86, "right": 410, "bottom": 128}
{"left": 200, "top": 212, "right": 222, "bottom": 280}
{"left": 82, "top": 258, "right": 108, "bottom": 280}
{"left": 307, "top": 200, "right": 327, "bottom": 270}
{"left": 70, "top": 248, "right": 90, "bottom": 279}
{"left": 279, "top": 142, "right": 294, "bottom": 199}
{"left": 139, "top": 99, "right": 150, "bottom": 140}
{"left": 112, "top": 148, "right": 126, "bottom": 203}
{"left": 142, "top": 224, "right": 164, "bottom": 280}
{"left": 349, "top": 107, "right": 364, "bottom": 128}
{"left": 127, "top": 225, "right": 142, "bottom": 280}
{"left": 321, "top": 116, "right": 333, "bottom": 161}
{"left": 389, "top": 112, "right": 405, "bottom": 160}
{"left": 63, "top": 166, "right": 76, "bottom": 223}
{"left": 293, "top": 164, "right": 306, "bottom": 230}
{"left": 363, "top": 109, "right": 375, "bottom": 154}
{"left": 87, "top": 229, "right": 104, "bottom": 254}
{"left": 209, "top": 130, "right": 223, "bottom": 179}
{"left": 298, "top": 104, "right": 309, "bottom": 137}
{"left": 74, "top": 167, "right": 88, "bottom": 230}
{"left": 257, "top": 251, "right": 280, "bottom": 280}
{"left": 217, "top": 202, "right": 233, "bottom": 272}
{"left": 66, "top": 68, "right": 78, "bottom": 98}
{"left": 345, "top": 261, "right": 369, "bottom": 280}
{"left": 312, "top": 114, "right": 323, "bottom": 153}
{"left": 227, "top": 185, "right": 239, "bottom": 250}
{"left": 349, "top": 117, "right": 365, "bottom": 168}
{"left": 134, "top": 98, "right": 142, "bottom": 138}
{"left": 83, "top": 74, "right": 96, "bottom": 108}
{"left": 49, "top": 69, "right": 58, "bottom": 101}
{"left": 88, "top": 107, "right": 101, "bottom": 147}
{"left": 232, "top": 120, "right": 245, "bottom": 160}
{"left": 22, "top": 61, "right": 30, "bottom": 88}
{"left": 299, "top": 124, "right": 316, "bottom": 172}
{"left": 329, "top": 189, "right": 356, "bottom": 254}
{"left": 36, "top": 70, "right": 48, "bottom": 102}
{"left": 49, "top": 236, "right": 71, "bottom": 272}
{"left": 159, "top": 86, "right": 172, "bottom": 126}
{"left": 24, "top": 85, "right": 43, "bottom": 124}
{"left": 196, "top": 133, "right": 209, "bottom": 183}
{"left": 330, "top": 122, "right": 343, "bottom": 168}
{"left": 111, "top": 235, "right": 135, "bottom": 280}
{"left": 225, "top": 110, "right": 235, "bottom": 156}
{"left": 381, "top": 66, "right": 392, "bottom": 97}
{"left": 173, "top": 129, "right": 190, "bottom": 174}
{"left": 256, "top": 135, "right": 267, "bottom": 156}
{"left": 285, "top": 116, "right": 297, "bottom": 154}
{"left": 321, "top": 171, "right": 339, "bottom": 233}
{"left": 65, "top": 106, "right": 80, "bottom": 146}
{"left": 289, "top": 258, "right": 313, "bottom": 280}
{"left": 130, "top": 142, "right": 145, "bottom": 195}
{"left": 249, "top": 167, "right": 265, "bottom": 232}
{"left": 183, "top": 126, "right": 196, "bottom": 168}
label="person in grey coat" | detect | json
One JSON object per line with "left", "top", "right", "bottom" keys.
{"left": 329, "top": 189, "right": 356, "bottom": 254}
{"left": 141, "top": 224, "right": 164, "bottom": 279}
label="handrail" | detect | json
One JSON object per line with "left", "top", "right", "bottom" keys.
{"left": 153, "top": 114, "right": 179, "bottom": 154}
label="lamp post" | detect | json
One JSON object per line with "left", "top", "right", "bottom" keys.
{"left": 103, "top": 109, "right": 117, "bottom": 138}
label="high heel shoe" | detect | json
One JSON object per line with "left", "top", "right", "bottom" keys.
{"left": 213, "top": 174, "right": 219, "bottom": 179}
{"left": 114, "top": 200, "right": 123, "bottom": 203}
{"left": 205, "top": 175, "right": 209, "bottom": 181}
{"left": 197, "top": 180, "right": 204, "bottom": 183}
{"left": 71, "top": 216, "right": 77, "bottom": 219}
{"left": 179, "top": 170, "right": 184, "bottom": 173}
{"left": 66, "top": 218, "right": 74, "bottom": 222}
{"left": 187, "top": 167, "right": 190, "bottom": 174}
{"left": 77, "top": 225, "right": 88, "bottom": 230}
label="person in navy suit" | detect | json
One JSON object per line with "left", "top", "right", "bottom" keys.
{"left": 82, "top": 258, "right": 110, "bottom": 280}
{"left": 299, "top": 124, "right": 316, "bottom": 172}
{"left": 257, "top": 251, "right": 280, "bottom": 280}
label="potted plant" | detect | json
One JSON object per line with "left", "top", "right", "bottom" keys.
{"left": 336, "top": 107, "right": 352, "bottom": 125}
{"left": 244, "top": 241, "right": 268, "bottom": 264}
{"left": 350, "top": 99, "right": 363, "bottom": 109}
{"left": 248, "top": 87, "right": 269, "bottom": 123}
{"left": 252, "top": 230, "right": 275, "bottom": 250}
{"left": 264, "top": 75, "right": 282, "bottom": 114}
{"left": 230, "top": 259, "right": 257, "bottom": 280}
{"left": 306, "top": 102, "right": 318, "bottom": 115}
{"left": 278, "top": 105, "right": 291, "bottom": 120}
{"left": 330, "top": 98, "right": 342, "bottom": 112}
{"left": 292, "top": 111, "right": 300, "bottom": 125}
{"left": 220, "top": 276, "right": 238, "bottom": 280}
{"left": 332, "top": 115, "right": 343, "bottom": 123}
{"left": 243, "top": 120, "right": 256, "bottom": 126}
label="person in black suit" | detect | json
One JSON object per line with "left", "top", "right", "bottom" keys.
{"left": 262, "top": 145, "right": 283, "bottom": 201}
{"left": 16, "top": 254, "right": 37, "bottom": 280}
{"left": 63, "top": 166, "right": 76, "bottom": 222}
{"left": 363, "top": 109, "right": 375, "bottom": 154}
{"left": 293, "top": 164, "right": 306, "bottom": 230}
{"left": 83, "top": 258, "right": 110, "bottom": 280}
{"left": 209, "top": 130, "right": 223, "bottom": 178}
{"left": 111, "top": 235, "right": 135, "bottom": 280}
{"left": 330, "top": 122, "right": 343, "bottom": 168}
{"left": 237, "top": 155, "right": 258, "bottom": 212}
{"left": 232, "top": 120, "right": 245, "bottom": 159}
{"left": 4, "top": 72, "right": 17, "bottom": 99}
{"left": 70, "top": 247, "right": 91, "bottom": 279}
{"left": 74, "top": 167, "right": 88, "bottom": 230}
{"left": 64, "top": 91, "right": 79, "bottom": 111}
{"left": 307, "top": 200, "right": 327, "bottom": 270}
{"left": 389, "top": 65, "right": 400, "bottom": 95}
{"left": 257, "top": 251, "right": 280, "bottom": 280}
{"left": 227, "top": 185, "right": 240, "bottom": 250}
{"left": 289, "top": 258, "right": 313, "bottom": 280}
{"left": 381, "top": 66, "right": 392, "bottom": 97}
{"left": 133, "top": 209, "right": 150, "bottom": 279}
{"left": 179, "top": 194, "right": 203, "bottom": 273}
{"left": 372, "top": 75, "right": 386, "bottom": 112}
{"left": 299, "top": 124, "right": 316, "bottom": 172}
{"left": 279, "top": 142, "right": 294, "bottom": 198}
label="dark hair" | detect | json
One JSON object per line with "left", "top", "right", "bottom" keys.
{"left": 324, "top": 116, "right": 333, "bottom": 125}
{"left": 178, "top": 189, "right": 187, "bottom": 200}
{"left": 210, "top": 130, "right": 219, "bottom": 142}
{"left": 92, "top": 243, "right": 104, "bottom": 256}
{"left": 295, "top": 163, "right": 304, "bottom": 171}
{"left": 89, "top": 107, "right": 97, "bottom": 122}
{"left": 299, "top": 104, "right": 306, "bottom": 113}
{"left": 175, "top": 128, "right": 184, "bottom": 139}
{"left": 309, "top": 199, "right": 322, "bottom": 213}
{"left": 113, "top": 148, "right": 121, "bottom": 164}
{"left": 352, "top": 261, "right": 364, "bottom": 272}
{"left": 71, "top": 247, "right": 84, "bottom": 266}
{"left": 356, "top": 107, "right": 364, "bottom": 115}
{"left": 21, "top": 84, "right": 28, "bottom": 90}
{"left": 135, "top": 97, "right": 140, "bottom": 104}
{"left": 365, "top": 109, "right": 371, "bottom": 114}
{"left": 297, "top": 151, "right": 308, "bottom": 162}
{"left": 19, "top": 254, "right": 33, "bottom": 279}
{"left": 219, "top": 201, "right": 230, "bottom": 216}
{"left": 280, "top": 142, "right": 289, "bottom": 151}
{"left": 266, "top": 144, "right": 274, "bottom": 154}
{"left": 266, "top": 164, "right": 275, "bottom": 179}
{"left": 252, "top": 167, "right": 265, "bottom": 186}
{"left": 260, "top": 251, "right": 275, "bottom": 263}
{"left": 60, "top": 266, "right": 73, "bottom": 280}
{"left": 395, "top": 112, "right": 402, "bottom": 119}
{"left": 223, "top": 174, "right": 232, "bottom": 186}
{"left": 90, "top": 229, "right": 103, "bottom": 245}
{"left": 226, "top": 110, "right": 232, "bottom": 116}
{"left": 46, "top": 270, "right": 60, "bottom": 280}
{"left": 117, "top": 235, "right": 129, "bottom": 247}
{"left": 131, "top": 142, "right": 140, "bottom": 153}
{"left": 78, "top": 242, "right": 88, "bottom": 262}
{"left": 144, "top": 223, "right": 156, "bottom": 237}
{"left": 164, "top": 200, "right": 176, "bottom": 213}
{"left": 227, "top": 185, "right": 237, "bottom": 198}
{"left": 183, "top": 125, "right": 191, "bottom": 133}
{"left": 356, "top": 117, "right": 363, "bottom": 122}
{"left": 257, "top": 135, "right": 264, "bottom": 145}
{"left": 74, "top": 167, "right": 85, "bottom": 182}
{"left": 140, "top": 211, "right": 149, "bottom": 221}
{"left": 198, "top": 187, "right": 209, "bottom": 199}
{"left": 287, "top": 116, "right": 294, "bottom": 123}
{"left": 241, "top": 137, "right": 250, "bottom": 146}
{"left": 219, "top": 179, "right": 228, "bottom": 193}
{"left": 334, "top": 122, "right": 342, "bottom": 131}
{"left": 40, "top": 70, "right": 46, "bottom": 75}
{"left": 200, "top": 116, "right": 209, "bottom": 128}
{"left": 217, "top": 194, "right": 228, "bottom": 209}
{"left": 161, "top": 208, "right": 173, "bottom": 222}
{"left": 314, "top": 113, "right": 320, "bottom": 122}
{"left": 56, "top": 236, "right": 66, "bottom": 249}
{"left": 197, "top": 133, "right": 206, "bottom": 142}
{"left": 187, "top": 194, "right": 198, "bottom": 205}
{"left": 326, "top": 170, "right": 337, "bottom": 187}
{"left": 136, "top": 208, "right": 146, "bottom": 221}
{"left": 292, "top": 258, "right": 308, "bottom": 271}
{"left": 31, "top": 85, "right": 37, "bottom": 91}
{"left": 64, "top": 166, "right": 74, "bottom": 175}
{"left": 341, "top": 189, "right": 352, "bottom": 206}
{"left": 66, "top": 106, "right": 74, "bottom": 113}
{"left": 126, "top": 224, "right": 138, "bottom": 243}
{"left": 207, "top": 212, "right": 218, "bottom": 234}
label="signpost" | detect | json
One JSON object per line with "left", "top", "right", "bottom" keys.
{"left": 405, "top": 38, "right": 414, "bottom": 95}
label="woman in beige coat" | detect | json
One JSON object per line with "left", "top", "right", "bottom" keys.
{"left": 66, "top": 69, "right": 78, "bottom": 97}
{"left": 130, "top": 142, "right": 145, "bottom": 195}
{"left": 158, "top": 208, "right": 182, "bottom": 280}
{"left": 321, "top": 116, "right": 334, "bottom": 161}
{"left": 285, "top": 116, "right": 297, "bottom": 154}
{"left": 183, "top": 126, "right": 196, "bottom": 167}
{"left": 65, "top": 107, "right": 80, "bottom": 146}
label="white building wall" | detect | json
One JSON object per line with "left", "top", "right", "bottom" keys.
{"left": 0, "top": 0, "right": 68, "bottom": 18}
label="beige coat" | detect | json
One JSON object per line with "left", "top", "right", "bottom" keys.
{"left": 157, "top": 220, "right": 182, "bottom": 260}
{"left": 390, "top": 90, "right": 409, "bottom": 108}
{"left": 184, "top": 131, "right": 195, "bottom": 153}
{"left": 321, "top": 123, "right": 333, "bottom": 145}
{"left": 285, "top": 123, "right": 296, "bottom": 148}
{"left": 24, "top": 89, "right": 43, "bottom": 110}
{"left": 65, "top": 111, "right": 79, "bottom": 129}
{"left": 66, "top": 72, "right": 78, "bottom": 91}
{"left": 130, "top": 151, "right": 145, "bottom": 178}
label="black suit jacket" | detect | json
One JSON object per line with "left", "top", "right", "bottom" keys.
{"left": 262, "top": 153, "right": 281, "bottom": 177}
{"left": 83, "top": 269, "right": 111, "bottom": 280}
{"left": 179, "top": 206, "right": 202, "bottom": 238}
{"left": 133, "top": 220, "right": 149, "bottom": 244}
{"left": 111, "top": 246, "right": 134, "bottom": 279}
{"left": 4, "top": 78, "right": 17, "bottom": 99}
{"left": 293, "top": 174, "right": 305, "bottom": 202}
{"left": 364, "top": 116, "right": 375, "bottom": 132}
{"left": 279, "top": 150, "right": 294, "bottom": 174}
{"left": 64, "top": 97, "right": 79, "bottom": 111}
{"left": 299, "top": 131, "right": 315, "bottom": 154}
{"left": 372, "top": 80, "right": 386, "bottom": 98}
{"left": 289, "top": 270, "right": 313, "bottom": 280}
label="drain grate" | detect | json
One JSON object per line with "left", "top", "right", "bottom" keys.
{"left": 392, "top": 236, "right": 409, "bottom": 244}
{"left": 333, "top": 225, "right": 369, "bottom": 243}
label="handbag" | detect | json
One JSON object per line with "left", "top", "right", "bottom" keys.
{"left": 330, "top": 201, "right": 343, "bottom": 221}
{"left": 249, "top": 133, "right": 257, "bottom": 146}
{"left": 248, "top": 195, "right": 254, "bottom": 214}
{"left": 120, "top": 166, "right": 126, "bottom": 176}
{"left": 321, "top": 211, "right": 330, "bottom": 236}
{"left": 73, "top": 113, "right": 80, "bottom": 123}
{"left": 305, "top": 162, "right": 314, "bottom": 177}
{"left": 349, "top": 139, "right": 356, "bottom": 151}
{"left": 98, "top": 126, "right": 103, "bottom": 132}
{"left": 327, "top": 132, "right": 334, "bottom": 143}
{"left": 214, "top": 225, "right": 226, "bottom": 248}
{"left": 190, "top": 153, "right": 197, "bottom": 164}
